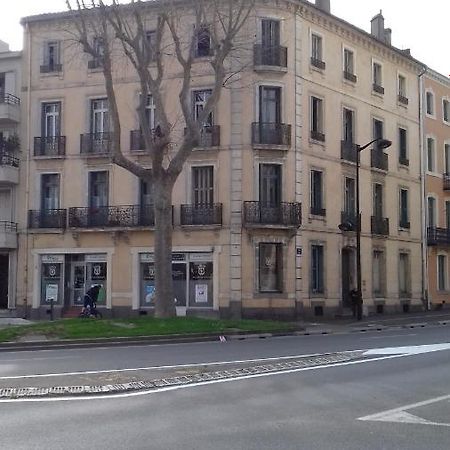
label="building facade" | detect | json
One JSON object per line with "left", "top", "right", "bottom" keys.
{"left": 423, "top": 70, "right": 450, "bottom": 309}
{"left": 0, "top": 40, "right": 21, "bottom": 314}
{"left": 15, "top": 0, "right": 425, "bottom": 320}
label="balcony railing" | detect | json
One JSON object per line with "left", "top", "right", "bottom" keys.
{"left": 34, "top": 136, "right": 66, "bottom": 157}
{"left": 310, "top": 206, "right": 326, "bottom": 216}
{"left": 130, "top": 130, "right": 146, "bottom": 152}
{"left": 251, "top": 122, "right": 291, "bottom": 147}
{"left": 341, "top": 140, "right": 358, "bottom": 163}
{"left": 0, "top": 152, "right": 19, "bottom": 168}
{"left": 372, "top": 83, "right": 384, "bottom": 95}
{"left": 310, "top": 130, "right": 325, "bottom": 142}
{"left": 243, "top": 201, "right": 301, "bottom": 228}
{"left": 180, "top": 203, "right": 222, "bottom": 226}
{"left": 399, "top": 156, "right": 409, "bottom": 166}
{"left": 427, "top": 227, "right": 450, "bottom": 246}
{"left": 0, "top": 93, "right": 20, "bottom": 105}
{"left": 399, "top": 219, "right": 410, "bottom": 229}
{"left": 28, "top": 209, "right": 67, "bottom": 229}
{"left": 310, "top": 57, "right": 326, "bottom": 70}
{"left": 68, "top": 205, "right": 156, "bottom": 228}
{"left": 398, "top": 94, "right": 409, "bottom": 105}
{"left": 371, "top": 148, "right": 389, "bottom": 171}
{"left": 253, "top": 44, "right": 288, "bottom": 68}
{"left": 80, "top": 132, "right": 112, "bottom": 156}
{"left": 0, "top": 221, "right": 17, "bottom": 232}
{"left": 40, "top": 63, "right": 63, "bottom": 73}
{"left": 184, "top": 125, "right": 221, "bottom": 148}
{"left": 340, "top": 211, "right": 358, "bottom": 231}
{"left": 343, "top": 71, "right": 357, "bottom": 82}
{"left": 371, "top": 216, "right": 389, "bottom": 236}
{"left": 443, "top": 173, "right": 450, "bottom": 191}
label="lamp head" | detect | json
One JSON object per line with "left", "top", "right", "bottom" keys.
{"left": 378, "top": 138, "right": 392, "bottom": 150}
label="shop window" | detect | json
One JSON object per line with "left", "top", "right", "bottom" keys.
{"left": 258, "top": 243, "right": 283, "bottom": 293}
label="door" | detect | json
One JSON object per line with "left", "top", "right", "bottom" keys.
{"left": 0, "top": 254, "right": 8, "bottom": 309}
{"left": 259, "top": 164, "right": 281, "bottom": 223}
{"left": 89, "top": 171, "right": 109, "bottom": 226}
{"left": 0, "top": 190, "right": 12, "bottom": 222}
{"left": 259, "top": 86, "right": 281, "bottom": 144}
{"left": 341, "top": 249, "right": 352, "bottom": 308}
{"left": 72, "top": 263, "right": 86, "bottom": 305}
{"left": 90, "top": 98, "right": 109, "bottom": 153}
{"left": 40, "top": 174, "right": 60, "bottom": 227}
{"left": 172, "top": 263, "right": 187, "bottom": 309}
{"left": 261, "top": 19, "right": 280, "bottom": 65}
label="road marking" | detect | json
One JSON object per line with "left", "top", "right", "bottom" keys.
{"left": 363, "top": 342, "right": 450, "bottom": 356}
{"left": 361, "top": 334, "right": 417, "bottom": 340}
{"left": 358, "top": 394, "right": 450, "bottom": 427}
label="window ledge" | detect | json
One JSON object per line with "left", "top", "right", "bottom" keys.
{"left": 308, "top": 138, "right": 326, "bottom": 148}
{"left": 254, "top": 65, "right": 288, "bottom": 74}
{"left": 253, "top": 292, "right": 285, "bottom": 299}
{"left": 252, "top": 143, "right": 290, "bottom": 151}
{"left": 443, "top": 120, "right": 450, "bottom": 126}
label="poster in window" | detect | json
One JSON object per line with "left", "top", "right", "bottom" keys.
{"left": 190, "top": 262, "right": 212, "bottom": 280}
{"left": 45, "top": 284, "right": 58, "bottom": 303}
{"left": 145, "top": 284, "right": 156, "bottom": 304}
{"left": 195, "top": 284, "right": 208, "bottom": 303}
{"left": 91, "top": 262, "right": 106, "bottom": 281}
{"left": 43, "top": 263, "right": 61, "bottom": 279}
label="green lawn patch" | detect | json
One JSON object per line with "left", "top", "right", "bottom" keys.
{"left": 0, "top": 317, "right": 297, "bottom": 343}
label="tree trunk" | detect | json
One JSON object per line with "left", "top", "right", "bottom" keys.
{"left": 153, "top": 182, "right": 176, "bottom": 318}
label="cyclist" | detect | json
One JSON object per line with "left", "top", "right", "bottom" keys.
{"left": 82, "top": 285, "right": 101, "bottom": 315}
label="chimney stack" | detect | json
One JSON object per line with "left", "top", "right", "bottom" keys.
{"left": 384, "top": 28, "right": 392, "bottom": 45}
{"left": 315, "top": 0, "right": 331, "bottom": 14}
{"left": 370, "top": 10, "right": 392, "bottom": 45}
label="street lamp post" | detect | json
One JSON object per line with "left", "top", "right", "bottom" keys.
{"left": 354, "top": 137, "right": 392, "bottom": 320}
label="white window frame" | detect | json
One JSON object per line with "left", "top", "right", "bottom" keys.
{"left": 186, "top": 161, "right": 218, "bottom": 204}
{"left": 310, "top": 95, "right": 325, "bottom": 136}
{"left": 426, "top": 135, "right": 437, "bottom": 174}
{"left": 425, "top": 89, "right": 435, "bottom": 118}
{"left": 397, "top": 73, "right": 407, "bottom": 97}
{"left": 427, "top": 195, "right": 438, "bottom": 229}
{"left": 398, "top": 125, "right": 408, "bottom": 164}
{"left": 372, "top": 59, "right": 383, "bottom": 88}
{"left": 310, "top": 30, "right": 324, "bottom": 62}
{"left": 442, "top": 97, "right": 450, "bottom": 125}
{"left": 342, "top": 46, "right": 355, "bottom": 76}
{"left": 254, "top": 82, "right": 284, "bottom": 123}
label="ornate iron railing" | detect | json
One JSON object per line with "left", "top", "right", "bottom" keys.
{"left": 0, "top": 93, "right": 20, "bottom": 105}
{"left": 184, "top": 125, "right": 221, "bottom": 148}
{"left": 28, "top": 209, "right": 67, "bottom": 229}
{"left": 371, "top": 216, "right": 389, "bottom": 236}
{"left": 443, "top": 173, "right": 450, "bottom": 191}
{"left": 398, "top": 94, "right": 409, "bottom": 105}
{"left": 0, "top": 221, "right": 17, "bottom": 232}
{"left": 371, "top": 148, "right": 389, "bottom": 171}
{"left": 341, "top": 140, "right": 358, "bottom": 162}
{"left": 340, "top": 211, "right": 358, "bottom": 231}
{"left": 34, "top": 136, "right": 66, "bottom": 157}
{"left": 310, "top": 130, "right": 325, "bottom": 142}
{"left": 310, "top": 57, "right": 326, "bottom": 70}
{"left": 343, "top": 71, "right": 357, "bottom": 82}
{"left": 252, "top": 122, "right": 291, "bottom": 146}
{"left": 399, "top": 219, "right": 410, "bottom": 229}
{"left": 80, "top": 132, "right": 112, "bottom": 155}
{"left": 399, "top": 156, "right": 409, "bottom": 166}
{"left": 372, "top": 83, "right": 384, "bottom": 95}
{"left": 180, "top": 203, "right": 222, "bottom": 226}
{"left": 0, "top": 152, "right": 19, "bottom": 168}
{"left": 40, "top": 63, "right": 63, "bottom": 73}
{"left": 310, "top": 206, "right": 326, "bottom": 216}
{"left": 243, "top": 201, "right": 301, "bottom": 227}
{"left": 253, "top": 44, "right": 288, "bottom": 68}
{"left": 427, "top": 227, "right": 450, "bottom": 246}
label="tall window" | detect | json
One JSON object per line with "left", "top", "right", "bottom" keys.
{"left": 438, "top": 255, "right": 447, "bottom": 291}
{"left": 259, "top": 243, "right": 283, "bottom": 293}
{"left": 259, "top": 86, "right": 281, "bottom": 124}
{"left": 42, "top": 102, "right": 61, "bottom": 138}
{"left": 261, "top": 19, "right": 280, "bottom": 49}
{"left": 311, "top": 244, "right": 324, "bottom": 294}
{"left": 398, "top": 75, "right": 406, "bottom": 97}
{"left": 373, "top": 119, "right": 384, "bottom": 142}
{"left": 140, "top": 179, "right": 153, "bottom": 206}
{"left": 145, "top": 31, "right": 156, "bottom": 62}
{"left": 443, "top": 99, "right": 450, "bottom": 123}
{"left": 426, "top": 91, "right": 434, "bottom": 116}
{"left": 311, "top": 33, "right": 323, "bottom": 60}
{"left": 427, "top": 137, "right": 435, "bottom": 172}
{"left": 310, "top": 170, "right": 324, "bottom": 216}
{"left": 399, "top": 188, "right": 409, "bottom": 228}
{"left": 42, "top": 41, "right": 61, "bottom": 72}
{"left": 427, "top": 197, "right": 436, "bottom": 228}
{"left": 89, "top": 171, "right": 109, "bottom": 208}
{"left": 446, "top": 201, "right": 450, "bottom": 230}
{"left": 192, "top": 166, "right": 214, "bottom": 206}
{"left": 89, "top": 37, "right": 105, "bottom": 68}
{"left": 145, "top": 95, "right": 156, "bottom": 129}
{"left": 343, "top": 108, "right": 354, "bottom": 143}
{"left": 399, "top": 253, "right": 410, "bottom": 296}
{"left": 343, "top": 48, "right": 354, "bottom": 75}
{"left": 259, "top": 164, "right": 281, "bottom": 207}
{"left": 41, "top": 174, "right": 60, "bottom": 210}
{"left": 373, "top": 183, "right": 383, "bottom": 218}
{"left": 310, "top": 96, "right": 324, "bottom": 141}
{"left": 373, "top": 62, "right": 383, "bottom": 88}
{"left": 445, "top": 143, "right": 450, "bottom": 174}
{"left": 373, "top": 250, "right": 384, "bottom": 296}
{"left": 344, "top": 177, "right": 356, "bottom": 215}
{"left": 398, "top": 127, "right": 408, "bottom": 164}
{"left": 90, "top": 98, "right": 109, "bottom": 134}
{"left": 195, "top": 25, "right": 212, "bottom": 57}
{"left": 193, "top": 89, "right": 213, "bottom": 126}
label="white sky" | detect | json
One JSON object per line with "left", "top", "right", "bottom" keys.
{"left": 0, "top": 0, "right": 449, "bottom": 77}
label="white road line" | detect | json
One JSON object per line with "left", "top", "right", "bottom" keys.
{"left": 361, "top": 334, "right": 417, "bottom": 340}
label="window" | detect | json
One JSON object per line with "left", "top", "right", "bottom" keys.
{"left": 373, "top": 250, "right": 384, "bottom": 296}
{"left": 89, "top": 171, "right": 109, "bottom": 208}
{"left": 438, "top": 255, "right": 447, "bottom": 291}
{"left": 443, "top": 99, "right": 450, "bottom": 123}
{"left": 42, "top": 41, "right": 61, "bottom": 73}
{"left": 195, "top": 25, "right": 212, "bottom": 57}
{"left": 446, "top": 201, "right": 450, "bottom": 230}
{"left": 259, "top": 86, "right": 281, "bottom": 124}
{"left": 310, "top": 96, "right": 324, "bottom": 141}
{"left": 145, "top": 95, "right": 156, "bottom": 130}
{"left": 140, "top": 179, "right": 153, "bottom": 206}
{"left": 343, "top": 48, "right": 356, "bottom": 81}
{"left": 193, "top": 89, "right": 213, "bottom": 126}
{"left": 192, "top": 166, "right": 214, "bottom": 206}
{"left": 311, "top": 33, "right": 325, "bottom": 69}
{"left": 445, "top": 143, "right": 450, "bottom": 174}
{"left": 311, "top": 244, "right": 324, "bottom": 294}
{"left": 344, "top": 177, "right": 356, "bottom": 215}
{"left": 427, "top": 197, "right": 436, "bottom": 228}
{"left": 145, "top": 31, "right": 156, "bottom": 62}
{"left": 259, "top": 164, "right": 281, "bottom": 207}
{"left": 399, "top": 253, "right": 410, "bottom": 296}
{"left": 258, "top": 19, "right": 284, "bottom": 67}
{"left": 373, "top": 183, "right": 383, "bottom": 218}
{"left": 261, "top": 19, "right": 280, "bottom": 49}
{"left": 258, "top": 243, "right": 283, "bottom": 293}
{"left": 372, "top": 62, "right": 383, "bottom": 92}
{"left": 310, "top": 170, "right": 325, "bottom": 216}
{"left": 398, "top": 75, "right": 407, "bottom": 103}
{"left": 42, "top": 102, "right": 61, "bottom": 138}
{"left": 399, "top": 188, "right": 409, "bottom": 228}
{"left": 427, "top": 137, "right": 435, "bottom": 172}
{"left": 343, "top": 108, "right": 354, "bottom": 143}
{"left": 90, "top": 99, "right": 109, "bottom": 134}
{"left": 41, "top": 174, "right": 60, "bottom": 210}
{"left": 426, "top": 91, "right": 434, "bottom": 116}
{"left": 398, "top": 127, "right": 408, "bottom": 165}
{"left": 88, "top": 37, "right": 105, "bottom": 69}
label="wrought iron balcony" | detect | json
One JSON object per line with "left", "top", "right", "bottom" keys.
{"left": 0, "top": 221, "right": 17, "bottom": 232}
{"left": 243, "top": 201, "right": 301, "bottom": 228}
{"left": 183, "top": 126, "right": 221, "bottom": 148}
{"left": 427, "top": 227, "right": 450, "bottom": 246}
{"left": 180, "top": 203, "right": 222, "bottom": 226}
{"left": 0, "top": 221, "right": 17, "bottom": 248}
{"left": 0, "top": 152, "right": 19, "bottom": 168}
{"left": 371, "top": 216, "right": 389, "bottom": 236}
{"left": 68, "top": 205, "right": 157, "bottom": 228}
{"left": 310, "top": 57, "right": 326, "bottom": 70}
{"left": 253, "top": 44, "right": 288, "bottom": 68}
{"left": 40, "top": 63, "right": 63, "bottom": 73}
{"left": 252, "top": 122, "right": 291, "bottom": 147}
{"left": 34, "top": 136, "right": 66, "bottom": 157}
{"left": 398, "top": 94, "right": 409, "bottom": 105}
{"left": 28, "top": 209, "right": 67, "bottom": 229}
{"left": 399, "top": 156, "right": 409, "bottom": 166}
{"left": 341, "top": 140, "right": 358, "bottom": 163}
{"left": 310, "top": 206, "right": 326, "bottom": 216}
{"left": 0, "top": 94, "right": 20, "bottom": 123}
{"left": 443, "top": 173, "right": 450, "bottom": 191}
{"left": 371, "top": 148, "right": 389, "bottom": 171}
{"left": 372, "top": 83, "right": 384, "bottom": 95}
{"left": 340, "top": 211, "right": 358, "bottom": 231}
{"left": 0, "top": 93, "right": 20, "bottom": 106}
{"left": 399, "top": 219, "right": 410, "bottom": 229}
{"left": 310, "top": 130, "right": 325, "bottom": 142}
{"left": 80, "top": 132, "right": 112, "bottom": 156}
{"left": 343, "top": 71, "right": 357, "bottom": 82}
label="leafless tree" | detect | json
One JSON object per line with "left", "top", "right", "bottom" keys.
{"left": 66, "top": 0, "right": 254, "bottom": 317}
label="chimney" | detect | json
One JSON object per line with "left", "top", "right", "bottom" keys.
{"left": 371, "top": 10, "right": 384, "bottom": 41}
{"left": 315, "top": 0, "right": 331, "bottom": 14}
{"left": 384, "top": 28, "right": 392, "bottom": 45}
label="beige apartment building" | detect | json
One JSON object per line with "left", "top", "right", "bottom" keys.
{"left": 15, "top": 0, "right": 425, "bottom": 320}
{"left": 423, "top": 70, "right": 450, "bottom": 309}
{"left": 0, "top": 40, "right": 21, "bottom": 314}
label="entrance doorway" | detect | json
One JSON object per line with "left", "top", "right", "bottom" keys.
{"left": 342, "top": 248, "right": 355, "bottom": 308}
{"left": 72, "top": 262, "right": 86, "bottom": 305}
{"left": 0, "top": 254, "right": 9, "bottom": 309}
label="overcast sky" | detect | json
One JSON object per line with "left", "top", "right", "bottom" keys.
{"left": 1, "top": 0, "right": 448, "bottom": 77}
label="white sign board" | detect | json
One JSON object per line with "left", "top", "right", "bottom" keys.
{"left": 195, "top": 284, "right": 208, "bottom": 303}
{"left": 45, "top": 284, "right": 58, "bottom": 303}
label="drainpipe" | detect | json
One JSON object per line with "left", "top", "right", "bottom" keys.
{"left": 418, "top": 65, "right": 428, "bottom": 310}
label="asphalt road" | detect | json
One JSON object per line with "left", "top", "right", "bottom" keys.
{"left": 1, "top": 326, "right": 450, "bottom": 449}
